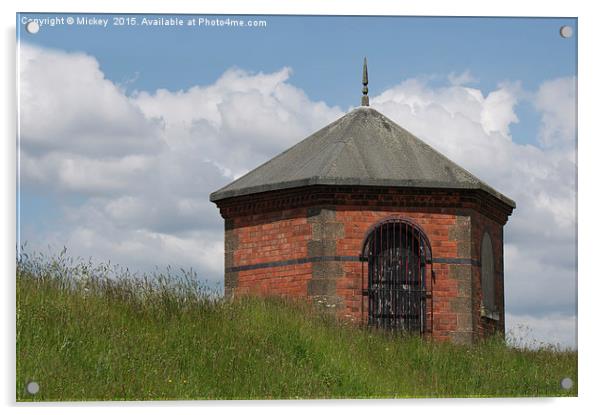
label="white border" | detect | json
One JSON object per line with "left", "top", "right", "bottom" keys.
{"left": 3, "top": 1, "right": 599, "bottom": 414}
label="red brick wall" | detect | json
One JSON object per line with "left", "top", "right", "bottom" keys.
{"left": 232, "top": 208, "right": 310, "bottom": 267}
{"left": 236, "top": 264, "right": 312, "bottom": 297}
{"left": 226, "top": 207, "right": 313, "bottom": 297}
{"left": 218, "top": 186, "right": 512, "bottom": 343}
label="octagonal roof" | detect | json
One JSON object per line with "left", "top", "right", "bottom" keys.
{"left": 210, "top": 106, "right": 515, "bottom": 209}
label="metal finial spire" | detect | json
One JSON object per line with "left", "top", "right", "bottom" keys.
{"left": 361, "top": 57, "right": 369, "bottom": 106}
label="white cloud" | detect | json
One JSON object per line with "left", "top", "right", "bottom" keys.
{"left": 18, "top": 43, "right": 342, "bottom": 279}
{"left": 20, "top": 152, "right": 157, "bottom": 195}
{"left": 19, "top": 43, "right": 163, "bottom": 158}
{"left": 65, "top": 224, "right": 224, "bottom": 278}
{"left": 506, "top": 313, "right": 577, "bottom": 350}
{"left": 447, "top": 69, "right": 478, "bottom": 86}
{"left": 534, "top": 77, "right": 577, "bottom": 149}
{"left": 505, "top": 242, "right": 576, "bottom": 316}
{"left": 133, "top": 67, "right": 342, "bottom": 179}
{"left": 19, "top": 44, "right": 576, "bottom": 348}
{"left": 480, "top": 82, "right": 520, "bottom": 136}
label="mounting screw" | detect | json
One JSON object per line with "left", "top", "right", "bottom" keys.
{"left": 25, "top": 21, "right": 40, "bottom": 34}
{"left": 560, "top": 377, "right": 573, "bottom": 390}
{"left": 559, "top": 25, "right": 573, "bottom": 39}
{"left": 26, "top": 381, "right": 40, "bottom": 395}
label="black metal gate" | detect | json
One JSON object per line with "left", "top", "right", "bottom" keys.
{"left": 361, "top": 218, "right": 433, "bottom": 333}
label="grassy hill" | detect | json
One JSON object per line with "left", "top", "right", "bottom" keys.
{"left": 16, "top": 253, "right": 577, "bottom": 401}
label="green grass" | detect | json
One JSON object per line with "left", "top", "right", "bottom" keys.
{"left": 16, "top": 252, "right": 577, "bottom": 401}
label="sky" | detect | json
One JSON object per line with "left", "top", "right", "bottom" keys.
{"left": 16, "top": 13, "right": 577, "bottom": 349}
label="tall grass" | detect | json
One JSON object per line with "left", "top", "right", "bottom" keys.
{"left": 16, "top": 251, "right": 577, "bottom": 401}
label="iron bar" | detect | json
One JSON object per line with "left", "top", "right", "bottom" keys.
{"left": 362, "top": 218, "right": 432, "bottom": 333}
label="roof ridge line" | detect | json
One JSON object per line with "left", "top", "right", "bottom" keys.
{"left": 376, "top": 110, "right": 512, "bottom": 202}
{"left": 319, "top": 112, "right": 361, "bottom": 177}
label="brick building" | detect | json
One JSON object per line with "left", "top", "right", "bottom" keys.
{"left": 210, "top": 61, "right": 515, "bottom": 343}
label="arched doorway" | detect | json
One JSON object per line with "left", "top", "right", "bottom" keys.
{"left": 361, "top": 218, "right": 433, "bottom": 333}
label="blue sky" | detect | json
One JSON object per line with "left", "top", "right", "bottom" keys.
{"left": 19, "top": 14, "right": 575, "bottom": 137}
{"left": 17, "top": 13, "right": 577, "bottom": 348}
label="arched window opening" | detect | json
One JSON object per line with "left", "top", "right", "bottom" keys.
{"left": 361, "top": 218, "right": 433, "bottom": 333}
{"left": 480, "top": 232, "right": 498, "bottom": 320}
